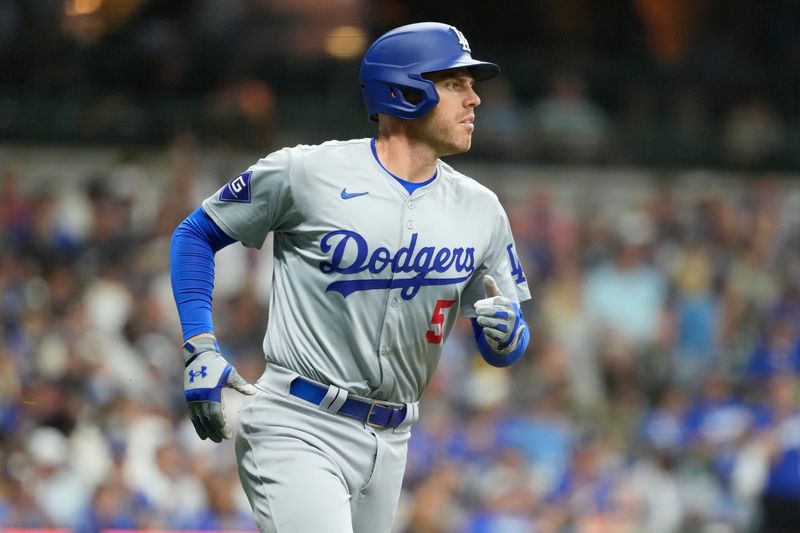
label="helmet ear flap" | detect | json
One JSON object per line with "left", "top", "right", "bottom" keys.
{"left": 363, "top": 78, "right": 439, "bottom": 122}
{"left": 377, "top": 86, "right": 424, "bottom": 122}
{"left": 398, "top": 87, "right": 423, "bottom": 105}
{"left": 387, "top": 86, "right": 424, "bottom": 106}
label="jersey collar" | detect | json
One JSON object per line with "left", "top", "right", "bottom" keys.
{"left": 370, "top": 138, "right": 438, "bottom": 196}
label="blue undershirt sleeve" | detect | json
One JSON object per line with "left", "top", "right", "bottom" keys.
{"left": 170, "top": 207, "right": 236, "bottom": 341}
{"left": 470, "top": 316, "right": 530, "bottom": 367}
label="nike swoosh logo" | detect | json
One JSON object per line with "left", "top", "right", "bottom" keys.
{"left": 341, "top": 188, "right": 369, "bottom": 200}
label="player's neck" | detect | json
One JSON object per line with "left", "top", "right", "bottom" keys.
{"left": 374, "top": 135, "right": 438, "bottom": 183}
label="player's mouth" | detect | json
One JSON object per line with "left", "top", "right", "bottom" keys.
{"left": 460, "top": 115, "right": 475, "bottom": 130}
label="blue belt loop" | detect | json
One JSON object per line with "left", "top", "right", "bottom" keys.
{"left": 289, "top": 377, "right": 407, "bottom": 430}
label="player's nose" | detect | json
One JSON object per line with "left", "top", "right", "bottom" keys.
{"left": 466, "top": 86, "right": 481, "bottom": 108}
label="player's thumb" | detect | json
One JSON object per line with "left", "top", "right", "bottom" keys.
{"left": 226, "top": 367, "right": 258, "bottom": 396}
{"left": 483, "top": 275, "right": 502, "bottom": 298}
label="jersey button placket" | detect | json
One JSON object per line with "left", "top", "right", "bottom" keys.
{"left": 374, "top": 192, "right": 415, "bottom": 397}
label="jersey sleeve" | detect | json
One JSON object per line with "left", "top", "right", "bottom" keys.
{"left": 202, "top": 147, "right": 301, "bottom": 248}
{"left": 460, "top": 201, "right": 531, "bottom": 317}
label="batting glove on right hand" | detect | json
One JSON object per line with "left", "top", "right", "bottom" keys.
{"left": 182, "top": 336, "right": 257, "bottom": 443}
{"left": 473, "top": 275, "right": 526, "bottom": 354}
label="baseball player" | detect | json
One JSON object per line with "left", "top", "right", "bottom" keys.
{"left": 170, "top": 22, "right": 531, "bottom": 533}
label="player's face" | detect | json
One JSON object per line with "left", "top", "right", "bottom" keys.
{"left": 412, "top": 69, "right": 481, "bottom": 156}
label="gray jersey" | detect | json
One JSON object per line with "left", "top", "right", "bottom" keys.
{"left": 203, "top": 138, "right": 530, "bottom": 403}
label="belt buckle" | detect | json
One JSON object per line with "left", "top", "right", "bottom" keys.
{"left": 366, "top": 400, "right": 395, "bottom": 428}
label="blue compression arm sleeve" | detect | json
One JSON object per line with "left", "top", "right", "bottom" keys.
{"left": 471, "top": 316, "right": 530, "bottom": 367}
{"left": 170, "top": 208, "right": 236, "bottom": 340}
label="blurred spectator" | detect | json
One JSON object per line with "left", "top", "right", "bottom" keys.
{"left": 74, "top": 474, "right": 150, "bottom": 533}
{"left": 745, "top": 317, "right": 800, "bottom": 386}
{"left": 25, "top": 426, "right": 92, "bottom": 528}
{"left": 669, "top": 240, "right": 722, "bottom": 389}
{"left": 0, "top": 477, "right": 52, "bottom": 528}
{"left": 463, "top": 449, "right": 540, "bottom": 532}
{"left": 585, "top": 210, "right": 667, "bottom": 348}
{"left": 683, "top": 371, "right": 760, "bottom": 524}
{"left": 639, "top": 385, "right": 689, "bottom": 457}
{"left": 470, "top": 74, "right": 527, "bottom": 160}
{"left": 722, "top": 96, "right": 788, "bottom": 167}
{"left": 526, "top": 72, "right": 611, "bottom": 162}
{"left": 584, "top": 210, "right": 669, "bottom": 398}
{"left": 497, "top": 388, "right": 575, "bottom": 494}
{"left": 401, "top": 463, "right": 465, "bottom": 533}
{"left": 545, "top": 433, "right": 638, "bottom": 532}
{"left": 190, "top": 475, "right": 256, "bottom": 530}
{"left": 754, "top": 376, "right": 800, "bottom": 532}
{"left": 631, "top": 387, "right": 689, "bottom": 532}
{"left": 205, "top": 79, "right": 277, "bottom": 149}
{"left": 128, "top": 433, "right": 208, "bottom": 527}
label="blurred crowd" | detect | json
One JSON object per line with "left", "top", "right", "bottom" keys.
{"left": 0, "top": 1, "right": 798, "bottom": 532}
{"left": 1, "top": 0, "right": 799, "bottom": 168}
{"left": 1, "top": 137, "right": 800, "bottom": 533}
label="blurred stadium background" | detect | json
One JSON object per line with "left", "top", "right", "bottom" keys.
{"left": 1, "top": 1, "right": 800, "bottom": 532}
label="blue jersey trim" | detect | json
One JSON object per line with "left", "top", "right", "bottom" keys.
{"left": 471, "top": 316, "right": 529, "bottom": 367}
{"left": 371, "top": 138, "right": 437, "bottom": 195}
{"left": 170, "top": 208, "right": 236, "bottom": 340}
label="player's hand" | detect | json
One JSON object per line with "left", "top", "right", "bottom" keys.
{"left": 182, "top": 335, "right": 257, "bottom": 442}
{"left": 473, "top": 275, "right": 526, "bottom": 354}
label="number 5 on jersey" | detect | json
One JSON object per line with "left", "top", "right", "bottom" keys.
{"left": 426, "top": 299, "right": 455, "bottom": 344}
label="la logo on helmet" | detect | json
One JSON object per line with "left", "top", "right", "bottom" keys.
{"left": 450, "top": 27, "right": 471, "bottom": 52}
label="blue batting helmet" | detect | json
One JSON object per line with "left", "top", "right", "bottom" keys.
{"left": 359, "top": 22, "right": 500, "bottom": 122}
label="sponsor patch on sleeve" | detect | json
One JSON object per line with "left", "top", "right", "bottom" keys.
{"left": 219, "top": 171, "right": 252, "bottom": 203}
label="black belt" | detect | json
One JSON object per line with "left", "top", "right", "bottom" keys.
{"left": 289, "top": 377, "right": 407, "bottom": 429}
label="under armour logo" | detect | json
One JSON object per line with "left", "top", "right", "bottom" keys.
{"left": 189, "top": 366, "right": 208, "bottom": 383}
{"left": 451, "top": 27, "right": 471, "bottom": 52}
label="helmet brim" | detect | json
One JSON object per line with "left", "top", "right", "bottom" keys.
{"left": 423, "top": 60, "right": 500, "bottom": 81}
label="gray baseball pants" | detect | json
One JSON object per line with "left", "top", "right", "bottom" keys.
{"left": 235, "top": 363, "right": 419, "bottom": 533}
